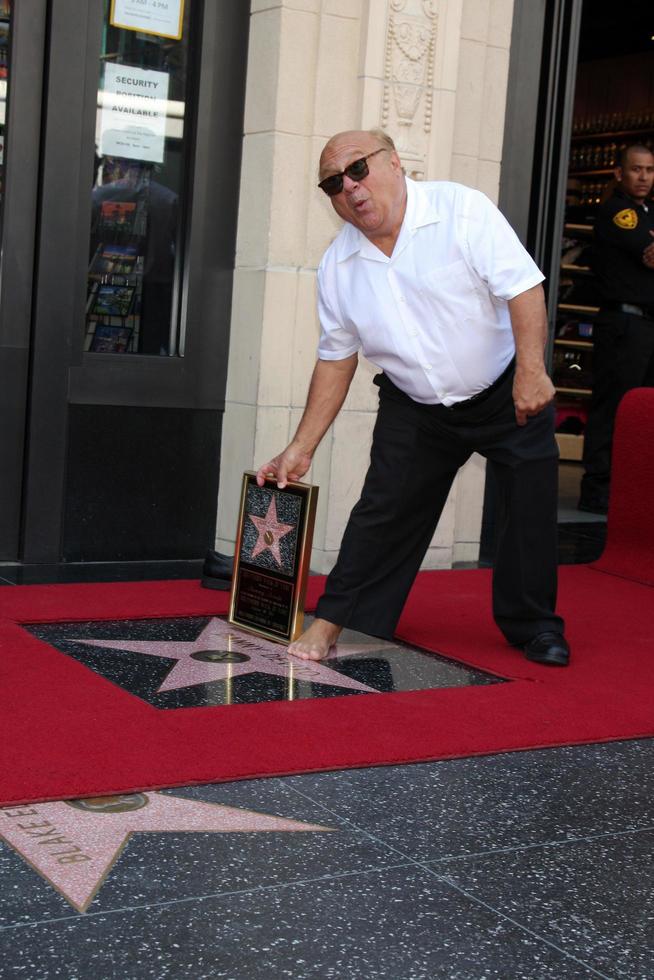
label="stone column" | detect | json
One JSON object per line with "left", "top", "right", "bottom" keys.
{"left": 216, "top": 0, "right": 515, "bottom": 572}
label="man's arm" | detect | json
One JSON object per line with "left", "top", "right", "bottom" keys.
{"left": 508, "top": 283, "right": 555, "bottom": 426}
{"left": 256, "top": 353, "right": 358, "bottom": 488}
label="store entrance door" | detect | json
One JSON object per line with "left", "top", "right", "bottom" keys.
{"left": 0, "top": 0, "right": 249, "bottom": 564}
{"left": 482, "top": 0, "right": 654, "bottom": 565}
{"left": 551, "top": 5, "right": 654, "bottom": 539}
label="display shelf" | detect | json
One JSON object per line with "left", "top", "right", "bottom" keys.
{"left": 554, "top": 339, "right": 593, "bottom": 349}
{"left": 555, "top": 432, "right": 584, "bottom": 462}
{"left": 553, "top": 116, "right": 654, "bottom": 460}
{"left": 571, "top": 127, "right": 654, "bottom": 142}
{"left": 555, "top": 386, "right": 592, "bottom": 396}
{"left": 569, "top": 168, "right": 614, "bottom": 176}
{"left": 558, "top": 303, "right": 600, "bottom": 314}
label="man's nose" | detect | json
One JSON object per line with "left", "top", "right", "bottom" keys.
{"left": 342, "top": 173, "right": 360, "bottom": 192}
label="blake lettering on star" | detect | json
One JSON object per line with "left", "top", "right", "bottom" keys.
{"left": 1, "top": 792, "right": 332, "bottom": 913}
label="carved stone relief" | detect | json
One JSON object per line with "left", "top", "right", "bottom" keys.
{"left": 381, "top": 0, "right": 438, "bottom": 179}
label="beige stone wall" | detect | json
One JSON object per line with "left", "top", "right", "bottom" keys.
{"left": 215, "top": 0, "right": 515, "bottom": 572}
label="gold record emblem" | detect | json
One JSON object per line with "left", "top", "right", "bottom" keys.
{"left": 613, "top": 207, "right": 638, "bottom": 229}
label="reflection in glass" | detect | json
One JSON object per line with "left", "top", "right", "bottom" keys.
{"left": 86, "top": 0, "right": 193, "bottom": 356}
{"left": 0, "top": 0, "right": 11, "bottom": 240}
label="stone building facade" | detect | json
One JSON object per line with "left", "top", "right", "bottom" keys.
{"left": 216, "top": 0, "right": 516, "bottom": 572}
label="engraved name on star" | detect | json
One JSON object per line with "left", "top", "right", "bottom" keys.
{"left": 72, "top": 618, "right": 390, "bottom": 695}
{"left": 248, "top": 496, "right": 294, "bottom": 566}
{"left": 0, "top": 792, "right": 332, "bottom": 913}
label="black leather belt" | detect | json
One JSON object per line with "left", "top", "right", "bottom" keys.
{"left": 602, "top": 302, "right": 654, "bottom": 318}
{"left": 446, "top": 358, "right": 515, "bottom": 411}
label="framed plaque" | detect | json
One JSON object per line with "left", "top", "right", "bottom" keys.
{"left": 228, "top": 473, "right": 318, "bottom": 644}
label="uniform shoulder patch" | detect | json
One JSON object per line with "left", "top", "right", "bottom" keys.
{"left": 612, "top": 207, "right": 638, "bottom": 230}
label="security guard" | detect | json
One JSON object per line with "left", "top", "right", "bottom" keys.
{"left": 579, "top": 143, "right": 654, "bottom": 513}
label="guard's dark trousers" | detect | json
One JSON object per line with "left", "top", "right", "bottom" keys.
{"left": 316, "top": 364, "right": 564, "bottom": 645}
{"left": 581, "top": 310, "right": 654, "bottom": 502}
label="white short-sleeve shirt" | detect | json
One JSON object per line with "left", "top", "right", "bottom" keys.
{"left": 317, "top": 177, "right": 545, "bottom": 406}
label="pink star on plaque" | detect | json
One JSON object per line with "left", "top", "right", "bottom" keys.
{"left": 72, "top": 618, "right": 388, "bottom": 694}
{"left": 248, "top": 496, "right": 294, "bottom": 566}
{"left": 0, "top": 792, "right": 332, "bottom": 913}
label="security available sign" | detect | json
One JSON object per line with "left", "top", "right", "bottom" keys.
{"left": 110, "top": 0, "right": 184, "bottom": 40}
{"left": 99, "top": 64, "right": 169, "bottom": 164}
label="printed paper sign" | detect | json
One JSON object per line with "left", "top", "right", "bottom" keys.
{"left": 99, "top": 63, "right": 169, "bottom": 163}
{"left": 110, "top": 0, "right": 184, "bottom": 40}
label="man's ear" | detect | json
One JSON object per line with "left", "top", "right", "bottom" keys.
{"left": 390, "top": 151, "right": 403, "bottom": 173}
{"left": 614, "top": 166, "right": 623, "bottom": 182}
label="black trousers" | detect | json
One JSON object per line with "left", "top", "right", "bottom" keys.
{"left": 581, "top": 310, "right": 654, "bottom": 501}
{"left": 315, "top": 364, "right": 564, "bottom": 645}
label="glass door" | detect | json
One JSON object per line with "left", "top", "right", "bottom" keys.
{"left": 16, "top": 0, "right": 249, "bottom": 563}
{"left": 0, "top": 0, "right": 48, "bottom": 558}
{"left": 86, "top": 2, "right": 195, "bottom": 356}
{"left": 0, "top": 0, "right": 11, "bottom": 233}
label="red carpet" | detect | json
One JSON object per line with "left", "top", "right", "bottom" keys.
{"left": 1, "top": 390, "right": 653, "bottom": 806}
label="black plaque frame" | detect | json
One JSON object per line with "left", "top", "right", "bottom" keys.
{"left": 229, "top": 473, "right": 318, "bottom": 644}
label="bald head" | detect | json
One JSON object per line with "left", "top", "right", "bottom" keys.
{"left": 319, "top": 129, "right": 398, "bottom": 176}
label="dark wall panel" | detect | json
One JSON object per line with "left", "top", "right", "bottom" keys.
{"left": 0, "top": 349, "right": 29, "bottom": 557}
{"left": 63, "top": 406, "right": 221, "bottom": 561}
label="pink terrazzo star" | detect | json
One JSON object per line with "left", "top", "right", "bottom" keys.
{"left": 72, "top": 618, "right": 391, "bottom": 694}
{"left": 0, "top": 792, "right": 332, "bottom": 913}
{"left": 248, "top": 496, "right": 294, "bottom": 566}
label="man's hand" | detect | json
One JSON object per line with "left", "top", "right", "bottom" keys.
{"left": 512, "top": 366, "right": 555, "bottom": 426}
{"left": 256, "top": 354, "right": 358, "bottom": 489}
{"left": 256, "top": 443, "right": 313, "bottom": 489}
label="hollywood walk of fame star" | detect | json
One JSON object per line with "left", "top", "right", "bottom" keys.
{"left": 248, "top": 495, "right": 294, "bottom": 566}
{"left": 72, "top": 617, "right": 393, "bottom": 695}
{"left": 0, "top": 792, "right": 332, "bottom": 913}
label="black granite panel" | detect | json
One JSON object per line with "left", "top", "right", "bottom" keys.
{"left": 436, "top": 830, "right": 654, "bottom": 978}
{"left": 280, "top": 739, "right": 654, "bottom": 861}
{"left": 0, "top": 864, "right": 601, "bottom": 979}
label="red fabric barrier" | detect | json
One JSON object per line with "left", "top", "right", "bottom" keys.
{"left": 593, "top": 387, "right": 654, "bottom": 586}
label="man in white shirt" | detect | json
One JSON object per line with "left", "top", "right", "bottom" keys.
{"left": 256, "top": 129, "right": 569, "bottom": 667}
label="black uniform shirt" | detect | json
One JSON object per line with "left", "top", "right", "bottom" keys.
{"left": 592, "top": 187, "right": 654, "bottom": 306}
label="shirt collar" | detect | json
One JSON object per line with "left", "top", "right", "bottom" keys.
{"left": 615, "top": 186, "right": 648, "bottom": 211}
{"left": 333, "top": 177, "right": 441, "bottom": 263}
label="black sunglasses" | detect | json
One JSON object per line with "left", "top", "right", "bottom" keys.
{"left": 318, "top": 147, "right": 387, "bottom": 197}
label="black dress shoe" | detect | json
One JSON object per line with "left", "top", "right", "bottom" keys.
{"left": 578, "top": 497, "right": 608, "bottom": 515}
{"left": 201, "top": 550, "right": 234, "bottom": 591}
{"left": 524, "top": 632, "right": 570, "bottom": 667}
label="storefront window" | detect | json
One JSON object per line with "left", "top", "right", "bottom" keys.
{"left": 86, "top": 0, "right": 192, "bottom": 355}
{"left": 0, "top": 0, "right": 11, "bottom": 237}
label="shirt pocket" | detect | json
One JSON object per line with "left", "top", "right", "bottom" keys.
{"left": 419, "top": 259, "right": 484, "bottom": 323}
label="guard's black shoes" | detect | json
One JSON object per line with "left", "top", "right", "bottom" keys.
{"left": 524, "top": 632, "right": 570, "bottom": 667}
{"left": 201, "top": 549, "right": 234, "bottom": 591}
{"left": 578, "top": 494, "right": 608, "bottom": 515}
